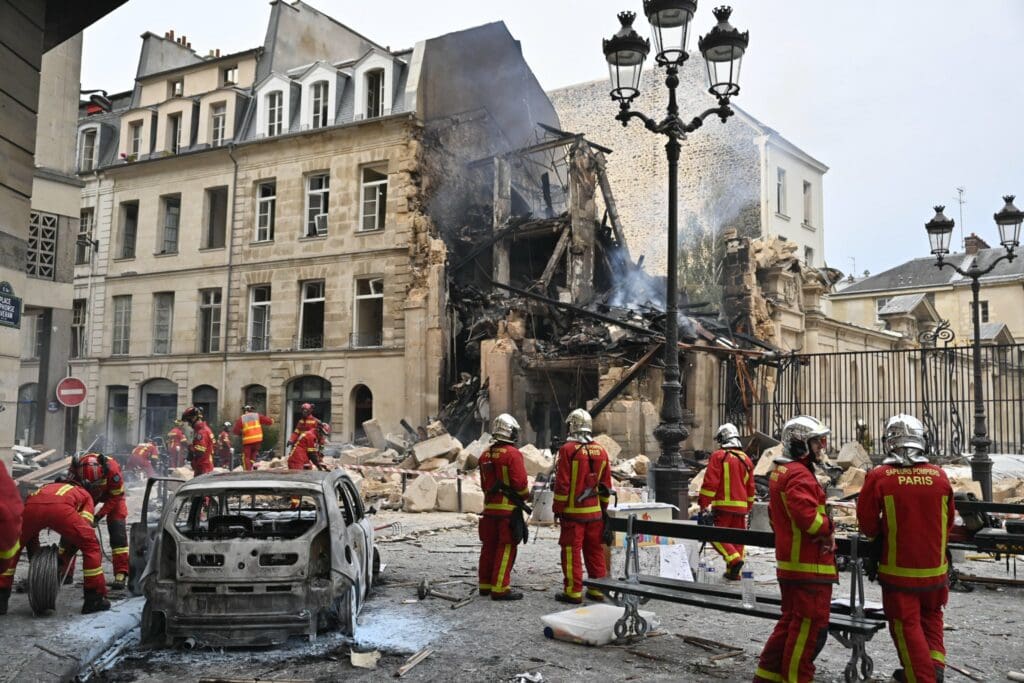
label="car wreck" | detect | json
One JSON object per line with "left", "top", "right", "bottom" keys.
{"left": 135, "top": 470, "right": 379, "bottom": 647}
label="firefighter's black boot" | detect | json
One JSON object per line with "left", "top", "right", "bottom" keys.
{"left": 82, "top": 589, "right": 111, "bottom": 614}
{"left": 0, "top": 588, "right": 10, "bottom": 615}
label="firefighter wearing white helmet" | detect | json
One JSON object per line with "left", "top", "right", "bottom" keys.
{"left": 698, "top": 423, "right": 754, "bottom": 581}
{"left": 553, "top": 409, "right": 612, "bottom": 604}
{"left": 755, "top": 415, "right": 837, "bottom": 683}
{"left": 477, "top": 414, "right": 530, "bottom": 600}
{"left": 858, "top": 415, "right": 953, "bottom": 683}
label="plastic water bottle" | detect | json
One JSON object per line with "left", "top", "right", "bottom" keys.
{"left": 696, "top": 558, "right": 707, "bottom": 584}
{"left": 741, "top": 570, "right": 756, "bottom": 608}
{"left": 705, "top": 566, "right": 716, "bottom": 584}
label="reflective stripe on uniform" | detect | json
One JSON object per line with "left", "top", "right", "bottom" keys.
{"left": 893, "top": 619, "right": 917, "bottom": 683}
{"left": 109, "top": 486, "right": 125, "bottom": 496}
{"left": 494, "top": 544, "right": 512, "bottom": 592}
{"left": 779, "top": 494, "right": 837, "bottom": 577}
{"left": 563, "top": 545, "right": 581, "bottom": 598}
{"left": 755, "top": 667, "right": 783, "bottom": 682}
{"left": 930, "top": 650, "right": 945, "bottom": 664}
{"left": 879, "top": 495, "right": 947, "bottom": 579}
{"left": 1, "top": 568, "right": 15, "bottom": 577}
{"left": 788, "top": 617, "right": 812, "bottom": 683}
{"left": 80, "top": 510, "right": 94, "bottom": 522}
{"left": 112, "top": 546, "right": 129, "bottom": 555}
{"left": 712, "top": 541, "right": 740, "bottom": 564}
{"left": 56, "top": 484, "right": 74, "bottom": 496}
{"left": 807, "top": 505, "right": 826, "bottom": 535}
{"left": 0, "top": 540, "right": 19, "bottom": 560}
{"left": 699, "top": 488, "right": 716, "bottom": 498}
{"left": 83, "top": 567, "right": 104, "bottom": 577}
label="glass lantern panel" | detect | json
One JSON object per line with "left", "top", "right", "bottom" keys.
{"left": 650, "top": 7, "right": 692, "bottom": 62}
{"left": 706, "top": 51, "right": 743, "bottom": 96}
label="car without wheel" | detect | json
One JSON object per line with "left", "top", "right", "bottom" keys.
{"left": 132, "top": 469, "right": 380, "bottom": 647}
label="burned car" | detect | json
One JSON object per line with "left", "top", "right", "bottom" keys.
{"left": 136, "top": 469, "right": 379, "bottom": 647}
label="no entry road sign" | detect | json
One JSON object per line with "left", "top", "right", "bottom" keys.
{"left": 56, "top": 377, "right": 87, "bottom": 408}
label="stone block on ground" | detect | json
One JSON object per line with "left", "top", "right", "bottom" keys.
{"left": 836, "top": 442, "right": 871, "bottom": 470}
{"left": 412, "top": 434, "right": 460, "bottom": 464}
{"left": 837, "top": 467, "right": 866, "bottom": 496}
{"left": 436, "top": 478, "right": 485, "bottom": 513}
{"left": 754, "top": 445, "right": 784, "bottom": 476}
{"left": 593, "top": 434, "right": 622, "bottom": 462}
{"left": 169, "top": 466, "right": 195, "bottom": 480}
{"left": 612, "top": 458, "right": 636, "bottom": 478}
{"left": 398, "top": 454, "right": 418, "bottom": 471}
{"left": 338, "top": 446, "right": 384, "bottom": 466}
{"left": 418, "top": 457, "right": 452, "bottom": 472}
{"left": 949, "top": 476, "right": 982, "bottom": 499}
{"left": 616, "top": 487, "right": 644, "bottom": 504}
{"left": 991, "top": 479, "right": 1023, "bottom": 503}
{"left": 425, "top": 420, "right": 447, "bottom": 438}
{"left": 386, "top": 433, "right": 411, "bottom": 452}
{"left": 457, "top": 433, "right": 491, "bottom": 470}
{"left": 521, "top": 444, "right": 553, "bottom": 477}
{"left": 632, "top": 454, "right": 650, "bottom": 477}
{"left": 363, "top": 449, "right": 400, "bottom": 467}
{"left": 402, "top": 473, "right": 438, "bottom": 512}
{"left": 361, "top": 419, "right": 388, "bottom": 450}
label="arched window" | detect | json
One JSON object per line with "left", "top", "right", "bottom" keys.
{"left": 285, "top": 376, "right": 332, "bottom": 436}
{"left": 16, "top": 383, "right": 38, "bottom": 445}
{"left": 243, "top": 384, "right": 268, "bottom": 415}
{"left": 192, "top": 385, "right": 219, "bottom": 427}
{"left": 351, "top": 384, "right": 373, "bottom": 441}
{"left": 141, "top": 378, "right": 178, "bottom": 442}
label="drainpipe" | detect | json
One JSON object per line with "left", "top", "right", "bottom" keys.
{"left": 222, "top": 143, "right": 239, "bottom": 414}
{"left": 81, "top": 169, "right": 105, "bottom": 449}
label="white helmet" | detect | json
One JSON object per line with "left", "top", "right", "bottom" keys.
{"left": 714, "top": 423, "right": 742, "bottom": 449}
{"left": 492, "top": 413, "right": 521, "bottom": 444}
{"left": 781, "top": 415, "right": 830, "bottom": 462}
{"left": 565, "top": 409, "right": 593, "bottom": 443}
{"left": 883, "top": 414, "right": 929, "bottom": 466}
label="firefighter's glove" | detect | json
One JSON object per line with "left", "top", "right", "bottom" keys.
{"left": 698, "top": 509, "right": 714, "bottom": 526}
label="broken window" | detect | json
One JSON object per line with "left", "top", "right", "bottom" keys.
{"left": 353, "top": 277, "right": 383, "bottom": 348}
{"left": 305, "top": 173, "right": 330, "bottom": 237}
{"left": 172, "top": 490, "right": 322, "bottom": 540}
{"left": 80, "top": 129, "right": 97, "bottom": 171}
{"left": 71, "top": 299, "right": 87, "bottom": 359}
{"left": 365, "top": 69, "right": 384, "bottom": 119}
{"left": 119, "top": 201, "right": 139, "bottom": 259}
{"left": 256, "top": 180, "right": 276, "bottom": 241}
{"left": 244, "top": 384, "right": 267, "bottom": 414}
{"left": 804, "top": 246, "right": 814, "bottom": 266}
{"left": 360, "top": 167, "right": 387, "bottom": 232}
{"left": 211, "top": 103, "right": 226, "bottom": 146}
{"left": 169, "top": 79, "right": 183, "bottom": 98}
{"left": 266, "top": 91, "right": 283, "bottom": 136}
{"left": 249, "top": 285, "right": 272, "bottom": 352}
{"left": 222, "top": 65, "right": 238, "bottom": 86}
{"left": 161, "top": 194, "right": 181, "bottom": 254}
{"left": 199, "top": 288, "right": 222, "bottom": 353}
{"left": 27, "top": 211, "right": 57, "bottom": 280}
{"left": 311, "top": 80, "right": 329, "bottom": 129}
{"left": 153, "top": 292, "right": 174, "bottom": 354}
{"left": 776, "top": 167, "right": 787, "bottom": 216}
{"left": 204, "top": 186, "right": 228, "bottom": 249}
{"left": 299, "top": 280, "right": 325, "bottom": 350}
{"left": 112, "top": 295, "right": 132, "bottom": 355}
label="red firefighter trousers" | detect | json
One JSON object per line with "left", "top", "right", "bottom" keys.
{"left": 62, "top": 497, "right": 129, "bottom": 577}
{"left": 711, "top": 510, "right": 747, "bottom": 568}
{"left": 882, "top": 586, "right": 947, "bottom": 683}
{"left": 0, "top": 514, "right": 21, "bottom": 591}
{"left": 3, "top": 504, "right": 106, "bottom": 595}
{"left": 559, "top": 519, "right": 607, "bottom": 600}
{"left": 478, "top": 515, "right": 517, "bottom": 596}
{"left": 242, "top": 443, "right": 261, "bottom": 470}
{"left": 755, "top": 582, "right": 831, "bottom": 683}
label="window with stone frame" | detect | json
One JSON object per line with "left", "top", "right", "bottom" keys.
{"left": 305, "top": 173, "right": 330, "bottom": 237}
{"left": 199, "top": 288, "right": 222, "bottom": 353}
{"left": 359, "top": 167, "right": 387, "bottom": 232}
{"left": 204, "top": 186, "right": 228, "bottom": 249}
{"left": 128, "top": 120, "right": 142, "bottom": 157}
{"left": 119, "top": 201, "right": 139, "bottom": 259}
{"left": 27, "top": 211, "right": 58, "bottom": 280}
{"left": 168, "top": 113, "right": 182, "bottom": 154}
{"left": 248, "top": 285, "right": 272, "bottom": 351}
{"left": 352, "top": 277, "right": 383, "bottom": 348}
{"left": 160, "top": 194, "right": 181, "bottom": 254}
{"left": 299, "top": 280, "right": 325, "bottom": 350}
{"left": 76, "top": 209, "right": 94, "bottom": 265}
{"left": 153, "top": 292, "right": 174, "bottom": 354}
{"left": 71, "top": 299, "right": 87, "bottom": 359}
{"left": 972, "top": 300, "right": 990, "bottom": 323}
{"left": 80, "top": 129, "right": 97, "bottom": 171}
{"left": 112, "top": 295, "right": 132, "bottom": 355}
{"left": 255, "top": 180, "right": 276, "bottom": 241}
{"left": 776, "top": 167, "right": 787, "bottom": 216}
{"left": 802, "top": 180, "right": 813, "bottom": 226}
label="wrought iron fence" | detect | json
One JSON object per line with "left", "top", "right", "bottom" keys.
{"left": 719, "top": 338, "right": 1024, "bottom": 457}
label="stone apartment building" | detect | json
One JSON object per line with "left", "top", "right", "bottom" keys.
{"left": 72, "top": 1, "right": 559, "bottom": 452}
{"left": 549, "top": 63, "right": 828, "bottom": 296}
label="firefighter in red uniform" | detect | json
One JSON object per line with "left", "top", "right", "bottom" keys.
{"left": 857, "top": 414, "right": 954, "bottom": 683}
{"left": 755, "top": 415, "right": 837, "bottom": 683}
{"left": 216, "top": 422, "right": 234, "bottom": 469}
{"left": 289, "top": 403, "right": 324, "bottom": 449}
{"left": 167, "top": 420, "right": 187, "bottom": 469}
{"left": 288, "top": 422, "right": 329, "bottom": 470}
{"left": 699, "top": 423, "right": 756, "bottom": 580}
{"left": 1, "top": 480, "right": 110, "bottom": 614}
{"left": 233, "top": 404, "right": 274, "bottom": 470}
{"left": 68, "top": 453, "right": 131, "bottom": 589}
{"left": 0, "top": 460, "right": 24, "bottom": 614}
{"left": 478, "top": 413, "right": 530, "bottom": 601}
{"left": 127, "top": 440, "right": 159, "bottom": 478}
{"left": 553, "top": 409, "right": 613, "bottom": 604}
{"left": 182, "top": 406, "right": 215, "bottom": 475}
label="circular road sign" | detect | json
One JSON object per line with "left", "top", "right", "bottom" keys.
{"left": 56, "top": 376, "right": 87, "bottom": 408}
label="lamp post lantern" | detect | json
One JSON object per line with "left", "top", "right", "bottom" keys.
{"left": 925, "top": 197, "right": 1019, "bottom": 500}
{"left": 603, "top": 3, "right": 748, "bottom": 516}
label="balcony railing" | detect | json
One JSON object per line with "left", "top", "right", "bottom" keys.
{"left": 350, "top": 331, "right": 382, "bottom": 348}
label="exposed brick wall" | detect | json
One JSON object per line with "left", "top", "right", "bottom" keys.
{"left": 549, "top": 61, "right": 762, "bottom": 301}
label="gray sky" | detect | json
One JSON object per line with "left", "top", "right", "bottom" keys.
{"left": 82, "top": 0, "right": 1024, "bottom": 277}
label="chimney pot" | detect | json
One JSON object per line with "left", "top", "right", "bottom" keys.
{"left": 964, "top": 232, "right": 990, "bottom": 255}
{"left": 168, "top": 29, "right": 175, "bottom": 40}
{"left": 216, "top": 48, "right": 221, "bottom": 57}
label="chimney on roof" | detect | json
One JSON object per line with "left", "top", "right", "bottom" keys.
{"left": 964, "top": 233, "right": 990, "bottom": 255}
{"left": 168, "top": 29, "right": 175, "bottom": 41}
{"left": 215, "top": 48, "right": 221, "bottom": 57}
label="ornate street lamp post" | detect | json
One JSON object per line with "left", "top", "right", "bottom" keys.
{"left": 602, "top": 3, "right": 748, "bottom": 515}
{"left": 925, "top": 196, "right": 1021, "bottom": 500}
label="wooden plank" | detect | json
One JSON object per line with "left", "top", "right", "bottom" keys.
{"left": 0, "top": 88, "right": 36, "bottom": 153}
{"left": 594, "top": 150, "right": 631, "bottom": 262}
{"left": 15, "top": 456, "right": 71, "bottom": 483}
{"left": 0, "top": 2, "right": 44, "bottom": 70}
{"left": 537, "top": 225, "right": 570, "bottom": 290}
{"left": 0, "top": 40, "right": 40, "bottom": 113}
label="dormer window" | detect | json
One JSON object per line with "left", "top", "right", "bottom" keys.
{"left": 211, "top": 103, "right": 226, "bottom": 146}
{"left": 128, "top": 121, "right": 142, "bottom": 157}
{"left": 168, "top": 113, "right": 182, "bottom": 153}
{"left": 366, "top": 69, "right": 384, "bottom": 119}
{"left": 79, "top": 129, "right": 97, "bottom": 171}
{"left": 222, "top": 65, "right": 238, "bottom": 86}
{"left": 169, "top": 79, "right": 184, "bottom": 98}
{"left": 266, "top": 91, "right": 283, "bottom": 136}
{"left": 311, "top": 81, "right": 329, "bottom": 129}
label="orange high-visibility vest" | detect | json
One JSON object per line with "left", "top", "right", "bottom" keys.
{"left": 241, "top": 412, "right": 264, "bottom": 445}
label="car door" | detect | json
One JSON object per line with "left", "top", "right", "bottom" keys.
{"left": 341, "top": 478, "right": 374, "bottom": 598}
{"left": 334, "top": 480, "right": 369, "bottom": 603}
{"left": 128, "top": 476, "right": 184, "bottom": 595}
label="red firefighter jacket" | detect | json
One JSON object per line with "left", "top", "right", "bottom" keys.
{"left": 856, "top": 463, "right": 955, "bottom": 590}
{"left": 768, "top": 460, "right": 838, "bottom": 583}
{"left": 0, "top": 461, "right": 23, "bottom": 553}
{"left": 699, "top": 448, "right": 755, "bottom": 514}
{"left": 553, "top": 440, "right": 613, "bottom": 522}
{"left": 131, "top": 443, "right": 159, "bottom": 463}
{"left": 28, "top": 481, "right": 96, "bottom": 523}
{"left": 234, "top": 412, "right": 273, "bottom": 445}
{"left": 90, "top": 456, "right": 126, "bottom": 520}
{"left": 190, "top": 421, "right": 215, "bottom": 473}
{"left": 479, "top": 443, "right": 529, "bottom": 517}
{"left": 167, "top": 426, "right": 186, "bottom": 451}
{"left": 288, "top": 429, "right": 320, "bottom": 469}
{"left": 289, "top": 415, "right": 324, "bottom": 446}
